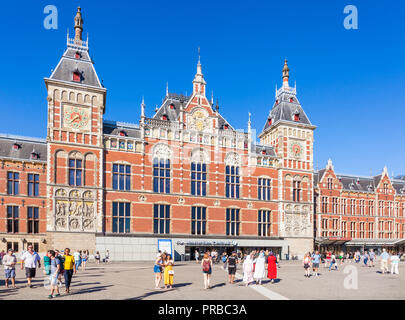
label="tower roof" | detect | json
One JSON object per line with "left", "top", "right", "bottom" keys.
{"left": 260, "top": 61, "right": 314, "bottom": 135}
{"left": 47, "top": 8, "right": 103, "bottom": 89}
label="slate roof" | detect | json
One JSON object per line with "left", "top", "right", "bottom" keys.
{"left": 152, "top": 93, "right": 236, "bottom": 131}
{"left": 262, "top": 88, "right": 313, "bottom": 134}
{"left": 314, "top": 170, "right": 405, "bottom": 195}
{"left": 49, "top": 47, "right": 102, "bottom": 88}
{"left": 103, "top": 121, "right": 141, "bottom": 139}
{"left": 254, "top": 144, "right": 277, "bottom": 157}
{"left": 0, "top": 134, "right": 47, "bottom": 162}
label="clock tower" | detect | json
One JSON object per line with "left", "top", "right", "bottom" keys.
{"left": 44, "top": 7, "right": 106, "bottom": 250}
{"left": 259, "top": 60, "right": 316, "bottom": 257}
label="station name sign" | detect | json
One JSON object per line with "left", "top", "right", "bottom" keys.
{"left": 176, "top": 240, "right": 238, "bottom": 246}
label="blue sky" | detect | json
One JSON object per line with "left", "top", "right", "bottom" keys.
{"left": 0, "top": 0, "right": 404, "bottom": 177}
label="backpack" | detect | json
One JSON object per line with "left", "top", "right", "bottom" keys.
{"left": 56, "top": 255, "right": 64, "bottom": 270}
{"left": 202, "top": 260, "right": 210, "bottom": 272}
{"left": 222, "top": 256, "right": 227, "bottom": 263}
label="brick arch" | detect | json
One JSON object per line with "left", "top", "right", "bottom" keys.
{"left": 54, "top": 149, "right": 67, "bottom": 184}
{"left": 83, "top": 152, "right": 97, "bottom": 187}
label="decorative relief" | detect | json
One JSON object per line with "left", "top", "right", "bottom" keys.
{"left": 54, "top": 188, "right": 96, "bottom": 232}
{"left": 138, "top": 195, "right": 146, "bottom": 202}
{"left": 214, "top": 200, "right": 220, "bottom": 207}
{"left": 283, "top": 210, "right": 311, "bottom": 237}
{"left": 177, "top": 197, "right": 185, "bottom": 205}
{"left": 225, "top": 152, "right": 241, "bottom": 166}
{"left": 187, "top": 109, "right": 211, "bottom": 133}
{"left": 153, "top": 144, "right": 172, "bottom": 159}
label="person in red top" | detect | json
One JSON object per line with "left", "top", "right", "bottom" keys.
{"left": 325, "top": 251, "right": 332, "bottom": 268}
{"left": 267, "top": 251, "right": 277, "bottom": 283}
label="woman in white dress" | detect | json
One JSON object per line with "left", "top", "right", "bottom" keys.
{"left": 253, "top": 251, "right": 266, "bottom": 285}
{"left": 243, "top": 253, "right": 254, "bottom": 286}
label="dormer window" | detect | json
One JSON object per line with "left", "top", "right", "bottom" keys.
{"left": 289, "top": 97, "right": 294, "bottom": 103}
{"left": 357, "top": 178, "right": 360, "bottom": 184}
{"left": 224, "top": 124, "right": 229, "bottom": 130}
{"left": 162, "top": 114, "right": 168, "bottom": 121}
{"left": 275, "top": 100, "right": 279, "bottom": 105}
{"left": 30, "top": 152, "right": 39, "bottom": 160}
{"left": 268, "top": 118, "right": 272, "bottom": 125}
{"left": 119, "top": 130, "right": 127, "bottom": 137}
{"left": 12, "top": 143, "right": 21, "bottom": 150}
{"left": 169, "top": 103, "right": 175, "bottom": 110}
{"left": 294, "top": 113, "right": 300, "bottom": 121}
{"left": 73, "top": 71, "right": 81, "bottom": 82}
{"left": 75, "top": 51, "right": 81, "bottom": 59}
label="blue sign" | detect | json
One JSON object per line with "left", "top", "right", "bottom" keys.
{"left": 158, "top": 239, "right": 173, "bottom": 256}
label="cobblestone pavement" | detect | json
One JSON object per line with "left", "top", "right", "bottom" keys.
{"left": 0, "top": 260, "right": 404, "bottom": 300}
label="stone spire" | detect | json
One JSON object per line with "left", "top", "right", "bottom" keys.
{"left": 192, "top": 47, "right": 206, "bottom": 96}
{"left": 74, "top": 7, "right": 83, "bottom": 41}
{"left": 282, "top": 59, "right": 290, "bottom": 88}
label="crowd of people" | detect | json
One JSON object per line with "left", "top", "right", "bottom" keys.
{"left": 1, "top": 245, "right": 109, "bottom": 298}
{"left": 154, "top": 249, "right": 280, "bottom": 290}
{"left": 302, "top": 248, "right": 402, "bottom": 277}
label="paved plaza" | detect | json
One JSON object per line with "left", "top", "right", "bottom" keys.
{"left": 0, "top": 260, "right": 404, "bottom": 300}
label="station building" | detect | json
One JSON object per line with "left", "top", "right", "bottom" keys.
{"left": 0, "top": 8, "right": 403, "bottom": 260}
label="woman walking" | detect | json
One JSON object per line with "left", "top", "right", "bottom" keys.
{"left": 163, "top": 254, "right": 174, "bottom": 289}
{"left": 243, "top": 253, "right": 254, "bottom": 287}
{"left": 267, "top": 251, "right": 277, "bottom": 283}
{"left": 81, "top": 250, "right": 88, "bottom": 271}
{"left": 303, "top": 252, "right": 312, "bottom": 277}
{"left": 95, "top": 251, "right": 101, "bottom": 265}
{"left": 154, "top": 253, "right": 164, "bottom": 289}
{"left": 253, "top": 251, "right": 266, "bottom": 285}
{"left": 201, "top": 253, "right": 212, "bottom": 289}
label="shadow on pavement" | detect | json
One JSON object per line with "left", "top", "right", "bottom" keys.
{"left": 126, "top": 283, "right": 192, "bottom": 300}
{"left": 69, "top": 284, "right": 113, "bottom": 296}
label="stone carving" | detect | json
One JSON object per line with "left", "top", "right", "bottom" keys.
{"left": 153, "top": 144, "right": 172, "bottom": 159}
{"left": 178, "top": 197, "right": 185, "bottom": 205}
{"left": 138, "top": 195, "right": 146, "bottom": 202}
{"left": 247, "top": 202, "right": 253, "bottom": 209}
{"left": 214, "top": 200, "right": 220, "bottom": 207}
{"left": 225, "top": 152, "right": 241, "bottom": 166}
{"left": 284, "top": 211, "right": 311, "bottom": 237}
{"left": 187, "top": 109, "right": 211, "bottom": 133}
{"left": 191, "top": 148, "right": 210, "bottom": 164}
{"left": 54, "top": 187, "right": 96, "bottom": 232}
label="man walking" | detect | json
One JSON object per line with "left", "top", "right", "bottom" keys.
{"left": 227, "top": 251, "right": 238, "bottom": 284}
{"left": 311, "top": 250, "right": 321, "bottom": 276}
{"left": 20, "top": 244, "right": 41, "bottom": 288}
{"left": 3, "top": 249, "right": 17, "bottom": 288}
{"left": 380, "top": 248, "right": 390, "bottom": 274}
{"left": 369, "top": 249, "right": 375, "bottom": 267}
{"left": 63, "top": 248, "right": 76, "bottom": 293}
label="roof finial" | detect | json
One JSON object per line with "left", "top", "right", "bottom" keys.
{"left": 74, "top": 7, "right": 83, "bottom": 42}
{"left": 215, "top": 99, "right": 219, "bottom": 112}
{"left": 166, "top": 82, "right": 169, "bottom": 96}
{"left": 282, "top": 59, "right": 289, "bottom": 88}
{"left": 141, "top": 97, "right": 145, "bottom": 118}
{"left": 211, "top": 91, "right": 214, "bottom": 105}
{"left": 198, "top": 47, "right": 201, "bottom": 64}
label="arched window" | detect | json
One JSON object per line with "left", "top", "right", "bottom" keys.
{"left": 69, "top": 157, "right": 82, "bottom": 186}
{"left": 153, "top": 158, "right": 170, "bottom": 193}
{"left": 191, "top": 162, "right": 207, "bottom": 196}
{"left": 292, "top": 179, "right": 301, "bottom": 202}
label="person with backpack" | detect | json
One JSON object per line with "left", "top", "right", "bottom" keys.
{"left": 55, "top": 250, "right": 64, "bottom": 285}
{"left": 227, "top": 251, "right": 238, "bottom": 284}
{"left": 221, "top": 252, "right": 228, "bottom": 270}
{"left": 201, "top": 253, "right": 212, "bottom": 289}
{"left": 48, "top": 250, "right": 61, "bottom": 299}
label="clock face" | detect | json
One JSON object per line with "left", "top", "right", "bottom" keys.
{"left": 290, "top": 142, "right": 303, "bottom": 158}
{"left": 64, "top": 106, "right": 90, "bottom": 130}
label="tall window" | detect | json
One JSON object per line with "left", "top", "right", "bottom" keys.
{"left": 226, "top": 208, "right": 240, "bottom": 236}
{"left": 191, "top": 206, "right": 206, "bottom": 235}
{"left": 327, "top": 178, "right": 333, "bottom": 190}
{"left": 359, "top": 200, "right": 365, "bottom": 215}
{"left": 350, "top": 222, "right": 356, "bottom": 238}
{"left": 69, "top": 159, "right": 82, "bottom": 186}
{"left": 27, "top": 207, "right": 39, "bottom": 234}
{"left": 350, "top": 199, "right": 356, "bottom": 215}
{"left": 112, "top": 202, "right": 131, "bottom": 233}
{"left": 153, "top": 204, "right": 170, "bottom": 234}
{"left": 368, "top": 201, "right": 374, "bottom": 216}
{"left": 112, "top": 164, "right": 131, "bottom": 191}
{"left": 359, "top": 222, "right": 365, "bottom": 238}
{"left": 383, "top": 183, "right": 389, "bottom": 194}
{"left": 321, "top": 197, "right": 328, "bottom": 213}
{"left": 341, "top": 221, "right": 347, "bottom": 237}
{"left": 258, "top": 210, "right": 272, "bottom": 236}
{"left": 341, "top": 199, "right": 346, "bottom": 214}
{"left": 191, "top": 162, "right": 207, "bottom": 196}
{"left": 368, "top": 223, "right": 374, "bottom": 238}
{"left": 321, "top": 219, "right": 328, "bottom": 237}
{"left": 292, "top": 180, "right": 301, "bottom": 202}
{"left": 7, "top": 206, "right": 19, "bottom": 233}
{"left": 153, "top": 158, "right": 170, "bottom": 193}
{"left": 7, "top": 172, "right": 19, "bottom": 195}
{"left": 226, "top": 166, "right": 240, "bottom": 199}
{"left": 28, "top": 174, "right": 39, "bottom": 197}
{"left": 332, "top": 198, "right": 338, "bottom": 214}
{"left": 258, "top": 178, "right": 271, "bottom": 201}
